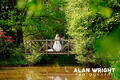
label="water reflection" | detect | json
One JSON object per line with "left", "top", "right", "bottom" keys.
{"left": 54, "top": 76, "right": 61, "bottom": 80}
{"left": 0, "top": 66, "right": 112, "bottom": 80}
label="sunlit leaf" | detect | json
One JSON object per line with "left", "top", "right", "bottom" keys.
{"left": 17, "top": 0, "right": 26, "bottom": 9}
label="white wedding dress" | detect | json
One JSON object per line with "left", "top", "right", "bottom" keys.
{"left": 47, "top": 37, "right": 62, "bottom": 52}
{"left": 53, "top": 39, "right": 62, "bottom": 51}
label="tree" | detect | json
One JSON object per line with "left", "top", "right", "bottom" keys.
{"left": 65, "top": 0, "right": 120, "bottom": 65}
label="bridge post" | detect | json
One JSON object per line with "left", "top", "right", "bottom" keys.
{"left": 24, "top": 40, "right": 27, "bottom": 54}
{"left": 46, "top": 39, "right": 48, "bottom": 55}
{"left": 31, "top": 41, "right": 34, "bottom": 53}
{"left": 68, "top": 40, "right": 70, "bottom": 56}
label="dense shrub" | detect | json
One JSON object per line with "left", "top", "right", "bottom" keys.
{"left": 0, "top": 30, "right": 27, "bottom": 66}
{"left": 0, "top": 30, "right": 15, "bottom": 58}
{"left": 26, "top": 50, "right": 43, "bottom": 65}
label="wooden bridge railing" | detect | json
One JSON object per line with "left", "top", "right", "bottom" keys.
{"left": 24, "top": 39, "right": 72, "bottom": 54}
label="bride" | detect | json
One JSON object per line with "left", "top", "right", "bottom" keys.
{"left": 47, "top": 34, "right": 62, "bottom": 51}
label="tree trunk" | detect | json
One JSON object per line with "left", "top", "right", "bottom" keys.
{"left": 17, "top": 27, "right": 23, "bottom": 46}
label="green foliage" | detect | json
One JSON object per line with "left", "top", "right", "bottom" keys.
{"left": 22, "top": 0, "right": 67, "bottom": 40}
{"left": 95, "top": 28, "right": 120, "bottom": 58}
{"left": 0, "top": 31, "right": 15, "bottom": 55}
{"left": 65, "top": 1, "right": 120, "bottom": 80}
{"left": 89, "top": 0, "right": 113, "bottom": 17}
{"left": 65, "top": 0, "right": 96, "bottom": 63}
{"left": 9, "top": 47, "right": 27, "bottom": 65}
{"left": 26, "top": 0, "right": 43, "bottom": 17}
{"left": 0, "top": 46, "right": 27, "bottom": 66}
{"left": 17, "top": 0, "right": 26, "bottom": 9}
{"left": 111, "top": 61, "right": 120, "bottom": 80}
{"left": 95, "top": 28, "right": 120, "bottom": 80}
{"left": 13, "top": 0, "right": 67, "bottom": 40}
{"left": 0, "top": 0, "right": 67, "bottom": 66}
{"left": 1, "top": 0, "right": 120, "bottom": 74}
{"left": 65, "top": 0, "right": 120, "bottom": 66}
{"left": 0, "top": 20, "right": 7, "bottom": 26}
{"left": 26, "top": 50, "right": 43, "bottom": 65}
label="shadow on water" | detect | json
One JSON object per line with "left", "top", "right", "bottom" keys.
{"left": 0, "top": 68, "right": 16, "bottom": 70}
{"left": 35, "top": 54, "right": 108, "bottom": 68}
{"left": 36, "top": 54, "right": 79, "bottom": 66}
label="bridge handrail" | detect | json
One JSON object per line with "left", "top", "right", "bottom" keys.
{"left": 24, "top": 39, "right": 72, "bottom": 54}
{"left": 25, "top": 39, "right": 72, "bottom": 42}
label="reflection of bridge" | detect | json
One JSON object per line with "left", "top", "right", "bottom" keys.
{"left": 25, "top": 39, "right": 72, "bottom": 55}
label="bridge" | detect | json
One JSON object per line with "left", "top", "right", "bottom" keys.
{"left": 24, "top": 39, "right": 73, "bottom": 55}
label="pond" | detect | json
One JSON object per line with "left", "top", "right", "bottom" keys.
{"left": 0, "top": 66, "right": 112, "bottom": 80}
